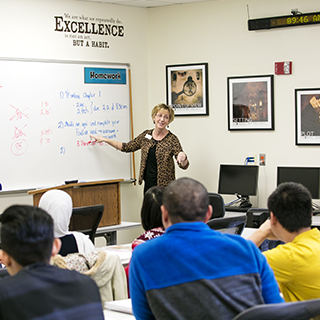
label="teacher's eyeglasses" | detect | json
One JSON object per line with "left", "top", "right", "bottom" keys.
{"left": 156, "top": 114, "right": 169, "bottom": 120}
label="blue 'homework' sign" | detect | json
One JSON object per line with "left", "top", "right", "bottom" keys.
{"left": 84, "top": 67, "right": 126, "bottom": 84}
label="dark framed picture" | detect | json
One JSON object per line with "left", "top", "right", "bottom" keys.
{"left": 166, "top": 63, "right": 209, "bottom": 116}
{"left": 295, "top": 88, "right": 320, "bottom": 145}
{"left": 227, "top": 75, "right": 274, "bottom": 130}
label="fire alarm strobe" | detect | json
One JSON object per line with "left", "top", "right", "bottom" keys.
{"left": 275, "top": 61, "right": 292, "bottom": 75}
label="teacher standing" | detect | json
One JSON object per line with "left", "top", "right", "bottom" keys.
{"left": 90, "top": 103, "right": 189, "bottom": 193}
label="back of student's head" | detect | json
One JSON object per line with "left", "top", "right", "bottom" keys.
{"left": 141, "top": 186, "right": 165, "bottom": 231}
{"left": 0, "top": 205, "right": 54, "bottom": 266}
{"left": 163, "top": 177, "right": 209, "bottom": 223}
{"left": 268, "top": 182, "right": 312, "bottom": 232}
{"left": 38, "top": 189, "right": 73, "bottom": 238}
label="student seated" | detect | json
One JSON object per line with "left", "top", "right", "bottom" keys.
{"left": 129, "top": 177, "right": 284, "bottom": 320}
{"left": 39, "top": 189, "right": 95, "bottom": 256}
{"left": 248, "top": 182, "right": 320, "bottom": 302}
{"left": 125, "top": 186, "right": 165, "bottom": 297}
{"left": 132, "top": 185, "right": 165, "bottom": 249}
{"left": 0, "top": 205, "right": 104, "bottom": 320}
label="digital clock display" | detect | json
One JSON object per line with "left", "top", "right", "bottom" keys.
{"left": 272, "top": 13, "right": 320, "bottom": 27}
{"left": 248, "top": 11, "right": 320, "bottom": 31}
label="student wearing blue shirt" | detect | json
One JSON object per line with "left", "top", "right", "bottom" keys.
{"left": 130, "top": 177, "right": 284, "bottom": 320}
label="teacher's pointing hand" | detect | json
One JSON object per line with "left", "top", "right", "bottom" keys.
{"left": 90, "top": 134, "right": 122, "bottom": 150}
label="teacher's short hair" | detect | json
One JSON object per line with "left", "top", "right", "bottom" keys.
{"left": 151, "top": 103, "right": 175, "bottom": 123}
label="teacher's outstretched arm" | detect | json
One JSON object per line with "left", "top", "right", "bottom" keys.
{"left": 90, "top": 103, "right": 189, "bottom": 194}
{"left": 90, "top": 134, "right": 123, "bottom": 151}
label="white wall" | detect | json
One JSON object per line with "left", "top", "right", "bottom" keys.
{"left": 1, "top": 0, "right": 320, "bottom": 244}
{"left": 0, "top": 0, "right": 147, "bottom": 244}
{"left": 147, "top": 0, "right": 320, "bottom": 207}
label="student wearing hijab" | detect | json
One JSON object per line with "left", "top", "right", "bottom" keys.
{"left": 39, "top": 189, "right": 95, "bottom": 256}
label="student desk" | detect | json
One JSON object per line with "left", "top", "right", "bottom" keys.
{"left": 104, "top": 309, "right": 135, "bottom": 319}
{"left": 104, "top": 299, "right": 133, "bottom": 318}
{"left": 224, "top": 210, "right": 248, "bottom": 218}
{"left": 94, "top": 221, "right": 141, "bottom": 245}
{"left": 312, "top": 215, "right": 320, "bottom": 227}
{"left": 225, "top": 210, "right": 320, "bottom": 229}
{"left": 99, "top": 243, "right": 132, "bottom": 266}
{"left": 241, "top": 227, "right": 257, "bottom": 239}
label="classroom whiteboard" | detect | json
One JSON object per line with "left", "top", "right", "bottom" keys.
{"left": 0, "top": 59, "right": 132, "bottom": 191}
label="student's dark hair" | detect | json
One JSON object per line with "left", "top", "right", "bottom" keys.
{"left": 267, "top": 182, "right": 312, "bottom": 232}
{"left": 0, "top": 205, "right": 54, "bottom": 266}
{"left": 141, "top": 186, "right": 164, "bottom": 231}
{"left": 163, "top": 177, "right": 209, "bottom": 223}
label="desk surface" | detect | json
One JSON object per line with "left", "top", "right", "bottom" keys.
{"left": 241, "top": 227, "right": 256, "bottom": 239}
{"left": 226, "top": 211, "right": 320, "bottom": 227}
{"left": 105, "top": 299, "right": 132, "bottom": 315}
{"left": 96, "top": 221, "right": 141, "bottom": 234}
{"left": 225, "top": 211, "right": 247, "bottom": 218}
{"left": 228, "top": 209, "right": 320, "bottom": 236}
{"left": 312, "top": 215, "right": 320, "bottom": 226}
{"left": 99, "top": 243, "right": 132, "bottom": 265}
{"left": 103, "top": 309, "right": 135, "bottom": 320}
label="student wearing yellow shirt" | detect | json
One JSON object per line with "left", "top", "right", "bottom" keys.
{"left": 248, "top": 182, "right": 320, "bottom": 302}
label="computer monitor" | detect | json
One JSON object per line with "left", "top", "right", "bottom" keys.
{"left": 277, "top": 166, "right": 320, "bottom": 199}
{"left": 206, "top": 216, "right": 247, "bottom": 235}
{"left": 218, "top": 164, "right": 259, "bottom": 207}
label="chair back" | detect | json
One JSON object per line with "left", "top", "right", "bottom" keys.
{"left": 208, "top": 193, "right": 225, "bottom": 219}
{"left": 207, "top": 215, "right": 247, "bottom": 235}
{"left": 246, "top": 208, "right": 269, "bottom": 228}
{"left": 69, "top": 204, "right": 104, "bottom": 242}
{"left": 232, "top": 298, "right": 320, "bottom": 320}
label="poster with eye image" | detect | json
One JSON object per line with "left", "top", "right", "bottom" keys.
{"left": 166, "top": 63, "right": 209, "bottom": 116}
{"left": 295, "top": 88, "right": 320, "bottom": 145}
{"left": 227, "top": 75, "right": 274, "bottom": 130}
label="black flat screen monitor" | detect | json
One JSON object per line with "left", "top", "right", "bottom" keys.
{"left": 277, "top": 166, "right": 320, "bottom": 199}
{"left": 207, "top": 216, "right": 247, "bottom": 235}
{"left": 218, "top": 164, "right": 259, "bottom": 197}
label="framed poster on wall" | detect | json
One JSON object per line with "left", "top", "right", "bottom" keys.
{"left": 295, "top": 88, "right": 320, "bottom": 145}
{"left": 227, "top": 75, "right": 274, "bottom": 130}
{"left": 166, "top": 63, "right": 209, "bottom": 116}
